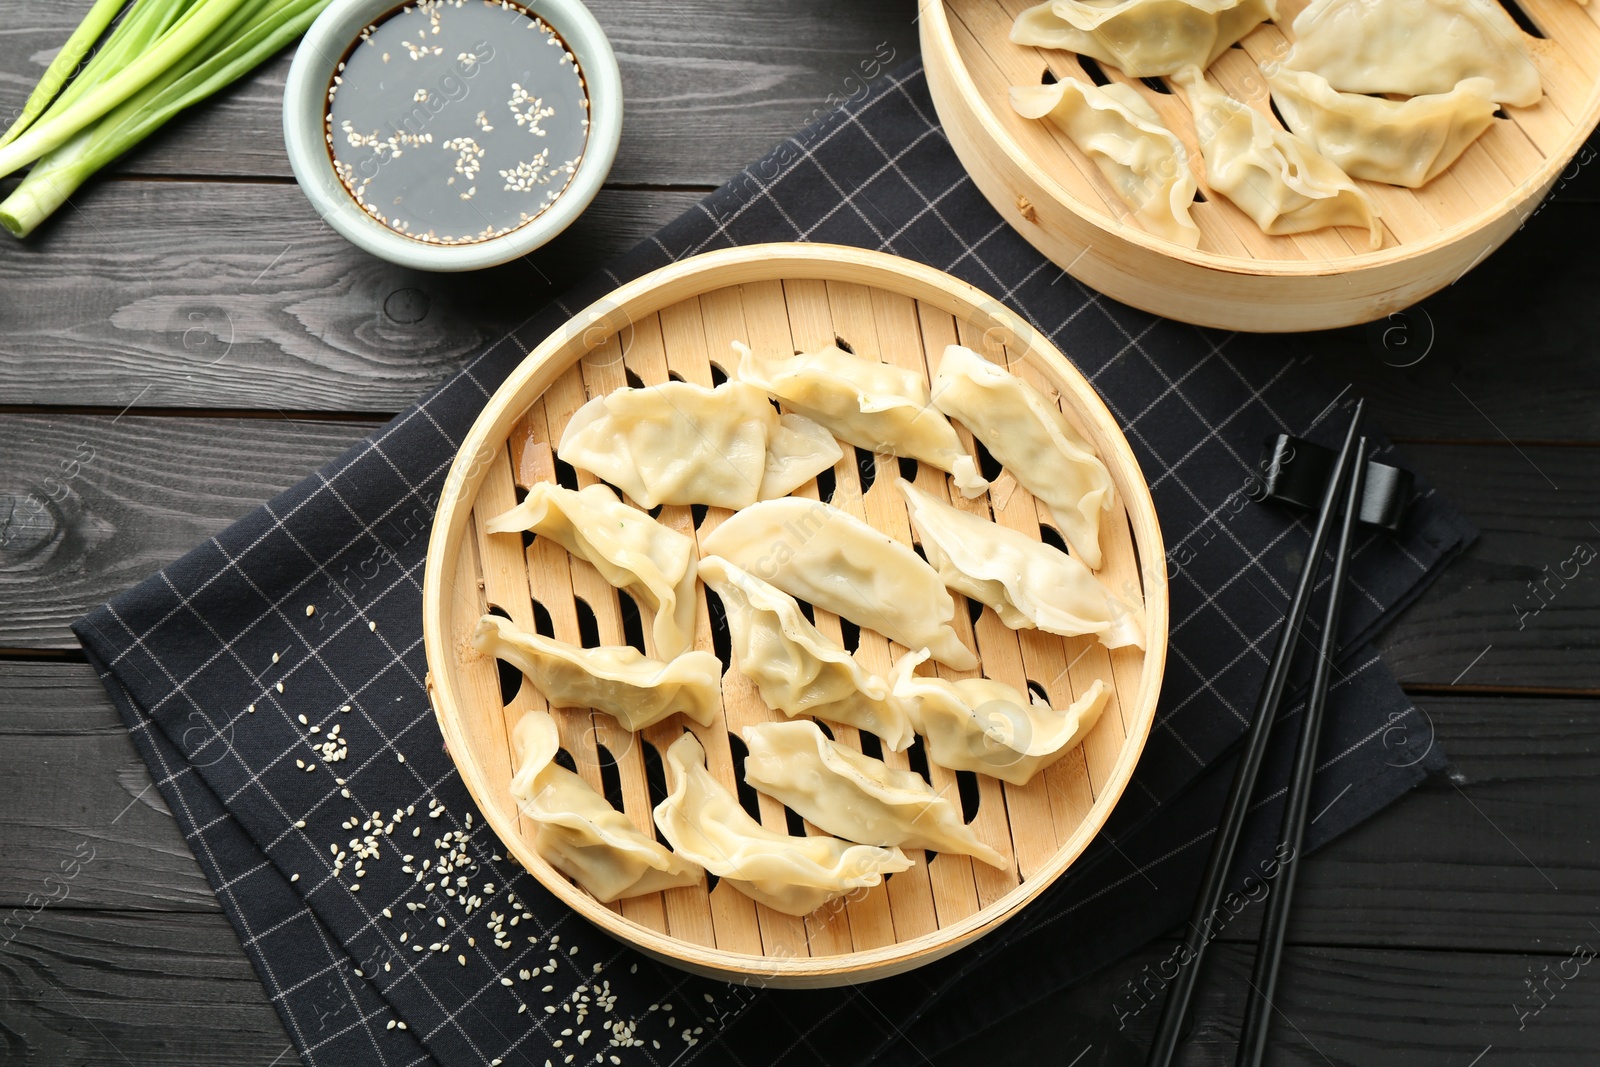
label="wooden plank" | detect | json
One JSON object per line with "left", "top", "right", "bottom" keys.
{"left": 0, "top": 663, "right": 218, "bottom": 913}
{"left": 934, "top": 939, "right": 1600, "bottom": 1067}
{"left": 1370, "top": 444, "right": 1600, "bottom": 692}
{"left": 0, "top": 413, "right": 372, "bottom": 650}
{"left": 0, "top": 0, "right": 921, "bottom": 185}
{"left": 0, "top": 909, "right": 293, "bottom": 1066}
{"left": 0, "top": 184, "right": 700, "bottom": 412}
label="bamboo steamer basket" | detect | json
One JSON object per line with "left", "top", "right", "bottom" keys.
{"left": 921, "top": 0, "right": 1600, "bottom": 331}
{"left": 422, "top": 243, "right": 1167, "bottom": 986}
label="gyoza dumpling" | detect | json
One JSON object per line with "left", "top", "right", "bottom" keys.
{"left": 1012, "top": 0, "right": 1276, "bottom": 77}
{"left": 1011, "top": 79, "right": 1201, "bottom": 248}
{"left": 731, "top": 341, "right": 988, "bottom": 497}
{"left": 930, "top": 343, "right": 1114, "bottom": 569}
{"left": 889, "top": 650, "right": 1111, "bottom": 786}
{"left": 1286, "top": 0, "right": 1540, "bottom": 107}
{"left": 1173, "top": 67, "right": 1381, "bottom": 248}
{"left": 557, "top": 380, "right": 842, "bottom": 510}
{"left": 1269, "top": 69, "right": 1497, "bottom": 188}
{"left": 485, "top": 482, "right": 697, "bottom": 657}
{"left": 897, "top": 480, "right": 1145, "bottom": 650}
{"left": 700, "top": 497, "right": 978, "bottom": 671}
{"left": 510, "top": 710, "right": 703, "bottom": 902}
{"left": 472, "top": 615, "right": 720, "bottom": 730}
{"left": 742, "top": 720, "right": 1007, "bottom": 868}
{"left": 653, "top": 731, "right": 912, "bottom": 916}
{"left": 766, "top": 414, "right": 847, "bottom": 500}
{"left": 698, "top": 555, "right": 915, "bottom": 750}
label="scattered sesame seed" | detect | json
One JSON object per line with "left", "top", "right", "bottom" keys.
{"left": 291, "top": 873, "right": 300, "bottom": 882}
{"left": 306, "top": 604, "right": 316, "bottom": 616}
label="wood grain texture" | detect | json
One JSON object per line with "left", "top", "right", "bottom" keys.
{"left": 0, "top": 663, "right": 216, "bottom": 913}
{"left": 0, "top": 0, "right": 921, "bottom": 185}
{"left": 935, "top": 938, "right": 1600, "bottom": 1067}
{"left": 0, "top": 414, "right": 371, "bottom": 649}
{"left": 0, "top": 909, "right": 292, "bottom": 1066}
{"left": 1372, "top": 444, "right": 1600, "bottom": 692}
{"left": 0, "top": 184, "right": 701, "bottom": 412}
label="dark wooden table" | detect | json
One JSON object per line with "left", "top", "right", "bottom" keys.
{"left": 2, "top": 3, "right": 1597, "bottom": 1064}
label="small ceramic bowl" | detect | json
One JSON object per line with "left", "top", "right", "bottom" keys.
{"left": 282, "top": 0, "right": 621, "bottom": 271}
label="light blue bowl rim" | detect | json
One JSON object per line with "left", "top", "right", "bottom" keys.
{"left": 282, "top": 0, "right": 622, "bottom": 272}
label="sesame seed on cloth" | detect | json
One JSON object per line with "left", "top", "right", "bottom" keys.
{"left": 74, "top": 61, "right": 1466, "bottom": 1067}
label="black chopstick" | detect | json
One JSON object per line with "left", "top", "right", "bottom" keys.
{"left": 1144, "top": 400, "right": 1365, "bottom": 1067}
{"left": 1234, "top": 436, "right": 1370, "bottom": 1067}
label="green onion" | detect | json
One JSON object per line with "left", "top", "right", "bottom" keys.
{"left": 0, "top": 0, "right": 331, "bottom": 237}
{"left": 0, "top": 0, "right": 127, "bottom": 149}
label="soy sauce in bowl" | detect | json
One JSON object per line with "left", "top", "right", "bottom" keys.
{"left": 325, "top": 0, "right": 589, "bottom": 246}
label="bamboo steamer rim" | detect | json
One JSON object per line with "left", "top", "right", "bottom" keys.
{"left": 422, "top": 242, "right": 1168, "bottom": 985}
{"left": 921, "top": 0, "right": 1600, "bottom": 272}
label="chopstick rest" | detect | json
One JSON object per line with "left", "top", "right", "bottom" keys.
{"left": 1234, "top": 437, "right": 1371, "bottom": 1067}
{"left": 1144, "top": 401, "right": 1366, "bottom": 1067}
{"left": 1257, "top": 433, "right": 1413, "bottom": 533}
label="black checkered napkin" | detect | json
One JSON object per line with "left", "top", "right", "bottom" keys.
{"left": 75, "top": 61, "right": 1473, "bottom": 1067}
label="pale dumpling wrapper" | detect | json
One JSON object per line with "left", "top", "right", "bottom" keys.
{"left": 890, "top": 650, "right": 1110, "bottom": 786}
{"left": 1011, "top": 78, "right": 1201, "bottom": 249}
{"left": 485, "top": 482, "right": 698, "bottom": 657}
{"left": 698, "top": 555, "right": 915, "bottom": 751}
{"left": 472, "top": 615, "right": 721, "bottom": 730}
{"left": 897, "top": 479, "right": 1145, "bottom": 650}
{"left": 1268, "top": 69, "right": 1498, "bottom": 189}
{"left": 731, "top": 340, "right": 988, "bottom": 497}
{"left": 700, "top": 497, "right": 978, "bottom": 671}
{"left": 930, "top": 343, "right": 1114, "bottom": 569}
{"left": 557, "top": 379, "right": 842, "bottom": 510}
{"left": 653, "top": 731, "right": 912, "bottom": 916}
{"left": 741, "top": 720, "right": 1007, "bottom": 869}
{"left": 1173, "top": 67, "right": 1381, "bottom": 248}
{"left": 1012, "top": 0, "right": 1276, "bottom": 77}
{"left": 510, "top": 710, "right": 703, "bottom": 903}
{"left": 1286, "top": 0, "right": 1541, "bottom": 107}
